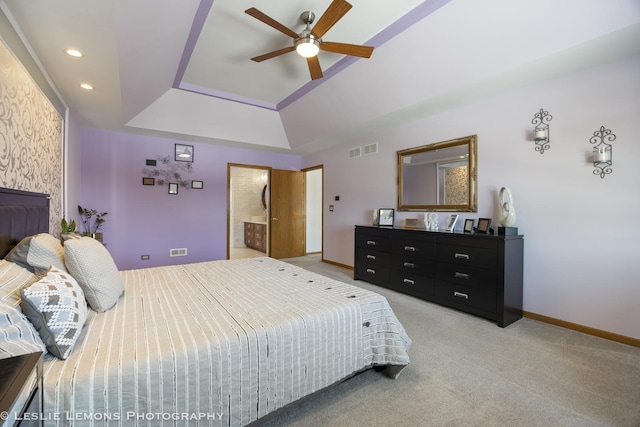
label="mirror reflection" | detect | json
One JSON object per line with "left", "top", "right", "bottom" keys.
{"left": 397, "top": 135, "right": 477, "bottom": 212}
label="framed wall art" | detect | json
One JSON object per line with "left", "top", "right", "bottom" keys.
{"left": 168, "top": 183, "right": 179, "bottom": 194}
{"left": 175, "top": 144, "right": 193, "bottom": 162}
{"left": 191, "top": 180, "right": 203, "bottom": 189}
{"left": 142, "top": 177, "right": 155, "bottom": 186}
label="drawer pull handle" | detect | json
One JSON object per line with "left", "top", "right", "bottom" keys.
{"left": 454, "top": 291, "right": 469, "bottom": 299}
{"left": 367, "top": 254, "right": 376, "bottom": 260}
{"left": 404, "top": 246, "right": 416, "bottom": 251}
{"left": 403, "top": 279, "right": 415, "bottom": 285}
{"left": 455, "top": 253, "right": 470, "bottom": 260}
{"left": 454, "top": 272, "right": 470, "bottom": 279}
{"left": 366, "top": 268, "right": 376, "bottom": 274}
{"left": 403, "top": 262, "right": 415, "bottom": 268}
{"left": 367, "top": 240, "right": 376, "bottom": 246}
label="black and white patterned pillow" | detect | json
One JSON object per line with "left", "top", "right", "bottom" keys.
{"left": 20, "top": 267, "right": 88, "bottom": 359}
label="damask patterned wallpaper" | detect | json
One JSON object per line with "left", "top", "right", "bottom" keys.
{"left": 0, "top": 40, "right": 63, "bottom": 234}
{"left": 444, "top": 166, "right": 468, "bottom": 205}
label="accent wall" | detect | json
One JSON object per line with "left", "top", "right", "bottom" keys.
{"left": 78, "top": 128, "right": 300, "bottom": 270}
{"left": 302, "top": 53, "right": 640, "bottom": 340}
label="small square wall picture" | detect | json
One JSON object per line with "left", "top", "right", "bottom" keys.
{"left": 175, "top": 144, "right": 193, "bottom": 162}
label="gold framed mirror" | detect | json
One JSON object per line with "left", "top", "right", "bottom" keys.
{"left": 397, "top": 135, "right": 477, "bottom": 212}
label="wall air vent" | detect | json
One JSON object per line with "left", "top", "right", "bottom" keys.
{"left": 348, "top": 147, "right": 361, "bottom": 159}
{"left": 170, "top": 248, "right": 188, "bottom": 257}
{"left": 363, "top": 142, "right": 378, "bottom": 155}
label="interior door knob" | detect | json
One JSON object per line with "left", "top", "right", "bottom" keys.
{"left": 272, "top": 217, "right": 279, "bottom": 221}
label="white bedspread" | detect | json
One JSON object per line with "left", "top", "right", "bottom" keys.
{"left": 41, "top": 257, "right": 411, "bottom": 426}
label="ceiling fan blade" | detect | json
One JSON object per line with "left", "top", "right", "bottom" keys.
{"left": 251, "top": 46, "right": 296, "bottom": 62}
{"left": 307, "top": 56, "right": 323, "bottom": 80}
{"left": 311, "top": 0, "right": 352, "bottom": 39}
{"left": 245, "top": 7, "right": 299, "bottom": 39}
{"left": 321, "top": 41, "right": 374, "bottom": 58}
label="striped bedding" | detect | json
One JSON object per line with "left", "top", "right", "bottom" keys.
{"left": 40, "top": 257, "right": 411, "bottom": 426}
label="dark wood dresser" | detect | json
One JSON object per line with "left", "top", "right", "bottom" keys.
{"left": 354, "top": 225, "right": 524, "bottom": 327}
{"left": 244, "top": 222, "right": 266, "bottom": 253}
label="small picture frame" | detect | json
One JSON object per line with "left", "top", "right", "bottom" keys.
{"left": 145, "top": 159, "right": 157, "bottom": 166}
{"left": 476, "top": 218, "right": 492, "bottom": 234}
{"left": 191, "top": 180, "right": 203, "bottom": 189}
{"left": 378, "top": 208, "right": 395, "bottom": 227}
{"left": 404, "top": 218, "right": 419, "bottom": 229}
{"left": 445, "top": 214, "right": 459, "bottom": 232}
{"left": 142, "top": 177, "right": 155, "bottom": 186}
{"left": 372, "top": 209, "right": 379, "bottom": 226}
{"left": 464, "top": 218, "right": 475, "bottom": 233}
{"left": 168, "top": 183, "right": 179, "bottom": 194}
{"left": 175, "top": 144, "right": 194, "bottom": 162}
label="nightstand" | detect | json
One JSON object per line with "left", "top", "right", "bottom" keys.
{"left": 0, "top": 352, "right": 43, "bottom": 427}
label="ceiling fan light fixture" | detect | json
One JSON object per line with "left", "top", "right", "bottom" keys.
{"left": 295, "top": 36, "right": 320, "bottom": 58}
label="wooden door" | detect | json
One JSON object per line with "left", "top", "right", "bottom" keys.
{"left": 270, "top": 169, "right": 305, "bottom": 259}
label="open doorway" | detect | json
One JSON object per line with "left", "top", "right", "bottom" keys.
{"left": 304, "top": 166, "right": 323, "bottom": 256}
{"left": 227, "top": 164, "right": 323, "bottom": 260}
{"left": 228, "top": 164, "right": 269, "bottom": 259}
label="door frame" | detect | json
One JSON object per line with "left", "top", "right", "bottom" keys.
{"left": 302, "top": 164, "right": 324, "bottom": 259}
{"left": 227, "top": 163, "right": 271, "bottom": 259}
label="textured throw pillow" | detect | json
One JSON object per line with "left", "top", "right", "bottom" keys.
{"left": 64, "top": 237, "right": 124, "bottom": 312}
{"left": 0, "top": 301, "right": 47, "bottom": 359}
{"left": 20, "top": 267, "right": 88, "bottom": 359}
{"left": 5, "top": 233, "right": 67, "bottom": 275}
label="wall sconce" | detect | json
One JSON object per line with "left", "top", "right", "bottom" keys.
{"left": 590, "top": 125, "right": 615, "bottom": 178}
{"left": 531, "top": 108, "right": 553, "bottom": 154}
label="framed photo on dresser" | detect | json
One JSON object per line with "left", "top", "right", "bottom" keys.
{"left": 476, "top": 218, "right": 492, "bottom": 234}
{"left": 378, "top": 208, "right": 395, "bottom": 226}
{"left": 464, "top": 218, "right": 474, "bottom": 233}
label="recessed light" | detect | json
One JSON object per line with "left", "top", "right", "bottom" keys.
{"left": 80, "top": 83, "right": 94, "bottom": 90}
{"left": 65, "top": 49, "right": 83, "bottom": 57}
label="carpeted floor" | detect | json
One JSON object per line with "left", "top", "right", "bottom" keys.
{"left": 258, "top": 255, "right": 640, "bottom": 427}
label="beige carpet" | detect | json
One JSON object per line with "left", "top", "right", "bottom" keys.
{"left": 257, "top": 255, "right": 640, "bottom": 427}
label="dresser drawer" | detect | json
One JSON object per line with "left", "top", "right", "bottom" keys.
{"left": 354, "top": 264, "right": 390, "bottom": 285}
{"left": 355, "top": 233, "right": 391, "bottom": 251}
{"left": 435, "top": 280, "right": 496, "bottom": 313}
{"left": 435, "top": 262, "right": 497, "bottom": 289}
{"left": 435, "top": 243, "right": 496, "bottom": 268}
{"left": 389, "top": 254, "right": 436, "bottom": 276}
{"left": 355, "top": 249, "right": 390, "bottom": 268}
{"left": 389, "top": 271, "right": 434, "bottom": 298}
{"left": 390, "top": 237, "right": 434, "bottom": 258}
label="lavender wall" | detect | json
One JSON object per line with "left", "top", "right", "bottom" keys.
{"left": 302, "top": 54, "right": 640, "bottom": 340}
{"left": 79, "top": 129, "right": 300, "bottom": 270}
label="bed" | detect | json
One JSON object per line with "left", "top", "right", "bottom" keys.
{"left": 0, "top": 188, "right": 411, "bottom": 426}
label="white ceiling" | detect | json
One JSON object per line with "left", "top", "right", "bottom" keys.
{"left": 1, "top": 0, "right": 639, "bottom": 153}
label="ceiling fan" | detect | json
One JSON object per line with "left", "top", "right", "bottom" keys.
{"left": 245, "top": 0, "right": 374, "bottom": 80}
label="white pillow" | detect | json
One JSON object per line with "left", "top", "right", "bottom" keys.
{"left": 20, "top": 267, "right": 88, "bottom": 359}
{"left": 4, "top": 233, "right": 66, "bottom": 275}
{"left": 64, "top": 237, "right": 124, "bottom": 312}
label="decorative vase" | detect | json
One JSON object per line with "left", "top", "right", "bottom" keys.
{"left": 498, "top": 187, "right": 516, "bottom": 227}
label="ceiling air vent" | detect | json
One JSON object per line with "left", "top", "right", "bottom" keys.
{"left": 348, "top": 147, "right": 362, "bottom": 159}
{"left": 170, "top": 248, "right": 188, "bottom": 257}
{"left": 363, "top": 142, "right": 378, "bottom": 155}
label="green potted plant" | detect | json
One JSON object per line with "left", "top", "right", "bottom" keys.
{"left": 78, "top": 205, "right": 108, "bottom": 242}
{"left": 61, "top": 217, "right": 77, "bottom": 234}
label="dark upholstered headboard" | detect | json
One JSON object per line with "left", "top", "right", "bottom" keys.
{"left": 0, "top": 188, "right": 50, "bottom": 258}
